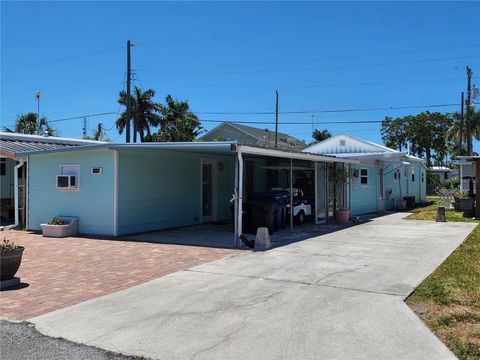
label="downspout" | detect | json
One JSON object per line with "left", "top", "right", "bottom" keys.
{"left": 233, "top": 154, "right": 239, "bottom": 247}
{"left": 237, "top": 151, "right": 244, "bottom": 247}
{"left": 289, "top": 158, "right": 293, "bottom": 233}
{"left": 113, "top": 150, "right": 118, "bottom": 236}
{"left": 8, "top": 159, "right": 25, "bottom": 229}
{"left": 314, "top": 161, "right": 318, "bottom": 224}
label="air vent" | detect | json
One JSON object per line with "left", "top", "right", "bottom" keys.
{"left": 339, "top": 139, "right": 346, "bottom": 146}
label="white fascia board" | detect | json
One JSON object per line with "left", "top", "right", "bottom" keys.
{"left": 236, "top": 145, "right": 357, "bottom": 163}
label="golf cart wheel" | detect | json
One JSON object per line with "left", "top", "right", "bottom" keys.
{"left": 296, "top": 210, "right": 305, "bottom": 224}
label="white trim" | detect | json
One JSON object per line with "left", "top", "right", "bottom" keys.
{"left": 113, "top": 150, "right": 118, "bottom": 236}
{"left": 237, "top": 152, "right": 244, "bottom": 246}
{"left": 200, "top": 158, "right": 218, "bottom": 223}
{"left": 26, "top": 156, "right": 29, "bottom": 230}
{"left": 236, "top": 145, "right": 356, "bottom": 164}
{"left": 12, "top": 160, "right": 24, "bottom": 227}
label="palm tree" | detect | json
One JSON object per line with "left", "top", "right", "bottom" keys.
{"left": 446, "top": 108, "right": 480, "bottom": 155}
{"left": 116, "top": 86, "right": 161, "bottom": 142}
{"left": 312, "top": 129, "right": 332, "bottom": 142}
{"left": 4, "top": 112, "right": 55, "bottom": 135}
{"left": 151, "top": 95, "right": 204, "bottom": 142}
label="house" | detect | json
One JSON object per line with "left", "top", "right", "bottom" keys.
{"left": 456, "top": 156, "right": 479, "bottom": 217}
{"left": 201, "top": 122, "right": 307, "bottom": 150}
{"left": 427, "top": 166, "right": 453, "bottom": 194}
{"left": 14, "top": 141, "right": 356, "bottom": 247}
{"left": 453, "top": 158, "right": 477, "bottom": 194}
{"left": 304, "top": 134, "right": 427, "bottom": 216}
{"left": 0, "top": 132, "right": 103, "bottom": 227}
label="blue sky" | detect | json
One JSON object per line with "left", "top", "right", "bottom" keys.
{"left": 1, "top": 1, "right": 479, "bottom": 152}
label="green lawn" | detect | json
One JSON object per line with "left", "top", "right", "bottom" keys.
{"left": 405, "top": 196, "right": 479, "bottom": 223}
{"left": 405, "top": 197, "right": 480, "bottom": 359}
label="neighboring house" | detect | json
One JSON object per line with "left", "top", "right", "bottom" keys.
{"left": 14, "top": 141, "right": 355, "bottom": 246}
{"left": 0, "top": 132, "right": 103, "bottom": 226}
{"left": 304, "top": 134, "right": 427, "bottom": 216}
{"left": 453, "top": 158, "right": 477, "bottom": 194}
{"left": 201, "top": 122, "right": 307, "bottom": 150}
{"left": 427, "top": 166, "right": 452, "bottom": 191}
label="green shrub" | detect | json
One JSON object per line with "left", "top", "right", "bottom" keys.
{"left": 445, "top": 176, "right": 460, "bottom": 190}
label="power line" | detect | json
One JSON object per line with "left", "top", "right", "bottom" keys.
{"left": 138, "top": 43, "right": 480, "bottom": 73}
{"left": 138, "top": 55, "right": 479, "bottom": 76}
{"left": 2, "top": 47, "right": 122, "bottom": 73}
{"left": 195, "top": 103, "right": 464, "bottom": 115}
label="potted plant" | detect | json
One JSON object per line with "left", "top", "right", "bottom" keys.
{"left": 41, "top": 216, "right": 79, "bottom": 237}
{"left": 1, "top": 238, "right": 24, "bottom": 281}
{"left": 330, "top": 166, "right": 355, "bottom": 224}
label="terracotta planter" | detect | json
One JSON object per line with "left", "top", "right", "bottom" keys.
{"left": 1, "top": 247, "right": 24, "bottom": 281}
{"left": 335, "top": 210, "right": 351, "bottom": 225}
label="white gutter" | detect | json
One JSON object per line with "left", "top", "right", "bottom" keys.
{"left": 113, "top": 150, "right": 118, "bottom": 236}
{"left": 237, "top": 145, "right": 357, "bottom": 164}
{"left": 6, "top": 160, "right": 25, "bottom": 229}
{"left": 236, "top": 151, "right": 244, "bottom": 247}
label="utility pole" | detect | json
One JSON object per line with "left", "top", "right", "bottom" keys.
{"left": 459, "top": 91, "right": 464, "bottom": 155}
{"left": 466, "top": 66, "right": 472, "bottom": 155}
{"left": 126, "top": 40, "right": 133, "bottom": 143}
{"left": 275, "top": 90, "right": 279, "bottom": 148}
{"left": 97, "top": 123, "right": 102, "bottom": 141}
{"left": 82, "top": 117, "right": 87, "bottom": 137}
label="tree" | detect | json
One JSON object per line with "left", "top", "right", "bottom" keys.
{"left": 380, "top": 116, "right": 408, "bottom": 152}
{"left": 4, "top": 112, "right": 55, "bottom": 135}
{"left": 148, "top": 95, "right": 204, "bottom": 142}
{"left": 83, "top": 124, "right": 111, "bottom": 142}
{"left": 116, "top": 86, "right": 161, "bottom": 142}
{"left": 446, "top": 107, "right": 480, "bottom": 156}
{"left": 312, "top": 129, "right": 332, "bottom": 142}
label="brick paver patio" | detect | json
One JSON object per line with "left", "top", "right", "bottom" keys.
{"left": 0, "top": 230, "right": 238, "bottom": 320}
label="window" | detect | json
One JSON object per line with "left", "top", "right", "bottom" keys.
{"left": 360, "top": 168, "right": 368, "bottom": 185}
{"left": 0, "top": 159, "right": 5, "bottom": 176}
{"left": 59, "top": 164, "right": 80, "bottom": 191}
{"left": 394, "top": 170, "right": 401, "bottom": 180}
{"left": 421, "top": 171, "right": 425, "bottom": 183}
{"left": 411, "top": 166, "right": 415, "bottom": 182}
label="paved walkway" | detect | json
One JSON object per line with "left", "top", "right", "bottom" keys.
{"left": 0, "top": 230, "right": 237, "bottom": 319}
{"left": 31, "top": 214, "right": 477, "bottom": 359}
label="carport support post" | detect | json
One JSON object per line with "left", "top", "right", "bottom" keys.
{"left": 236, "top": 152, "right": 244, "bottom": 247}
{"left": 290, "top": 158, "right": 293, "bottom": 233}
{"left": 233, "top": 154, "right": 239, "bottom": 247}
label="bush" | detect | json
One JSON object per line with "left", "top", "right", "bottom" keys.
{"left": 445, "top": 176, "right": 460, "bottom": 190}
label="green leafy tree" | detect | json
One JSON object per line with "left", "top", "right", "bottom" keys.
{"left": 381, "top": 116, "right": 408, "bottom": 152}
{"left": 148, "top": 95, "right": 204, "bottom": 142}
{"left": 446, "top": 107, "right": 480, "bottom": 156}
{"left": 4, "top": 112, "right": 55, "bottom": 135}
{"left": 116, "top": 86, "right": 161, "bottom": 142}
{"left": 312, "top": 129, "right": 332, "bottom": 142}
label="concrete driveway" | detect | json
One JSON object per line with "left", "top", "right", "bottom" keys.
{"left": 31, "top": 214, "right": 477, "bottom": 360}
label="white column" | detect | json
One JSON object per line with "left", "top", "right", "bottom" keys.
{"left": 13, "top": 160, "right": 24, "bottom": 227}
{"left": 233, "top": 155, "right": 239, "bottom": 247}
{"left": 237, "top": 151, "right": 244, "bottom": 247}
{"left": 290, "top": 158, "right": 293, "bottom": 233}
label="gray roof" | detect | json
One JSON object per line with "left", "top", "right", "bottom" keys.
{"left": 0, "top": 132, "right": 103, "bottom": 157}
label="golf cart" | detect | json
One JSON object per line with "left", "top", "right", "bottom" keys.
{"left": 274, "top": 187, "right": 312, "bottom": 224}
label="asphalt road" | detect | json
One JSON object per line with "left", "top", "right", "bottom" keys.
{"left": 0, "top": 320, "right": 145, "bottom": 360}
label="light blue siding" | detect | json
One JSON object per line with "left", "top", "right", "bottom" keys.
{"left": 117, "top": 149, "right": 234, "bottom": 235}
{"left": 350, "top": 164, "right": 378, "bottom": 215}
{"left": 28, "top": 149, "right": 115, "bottom": 235}
{"left": 384, "top": 161, "right": 426, "bottom": 208}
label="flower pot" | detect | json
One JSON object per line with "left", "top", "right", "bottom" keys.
{"left": 335, "top": 210, "right": 351, "bottom": 225}
{"left": 1, "top": 247, "right": 24, "bottom": 281}
{"left": 454, "top": 200, "right": 462, "bottom": 212}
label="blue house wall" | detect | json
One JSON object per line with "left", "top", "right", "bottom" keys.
{"left": 27, "top": 149, "right": 115, "bottom": 235}
{"left": 350, "top": 163, "right": 378, "bottom": 216}
{"left": 117, "top": 149, "right": 235, "bottom": 235}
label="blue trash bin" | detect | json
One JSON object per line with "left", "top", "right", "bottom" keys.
{"left": 250, "top": 191, "right": 289, "bottom": 233}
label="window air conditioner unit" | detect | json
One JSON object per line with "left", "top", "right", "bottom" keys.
{"left": 56, "top": 175, "right": 77, "bottom": 190}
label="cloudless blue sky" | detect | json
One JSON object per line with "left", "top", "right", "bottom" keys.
{"left": 1, "top": 1, "right": 479, "bottom": 153}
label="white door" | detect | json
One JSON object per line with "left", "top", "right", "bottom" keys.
{"left": 201, "top": 159, "right": 217, "bottom": 223}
